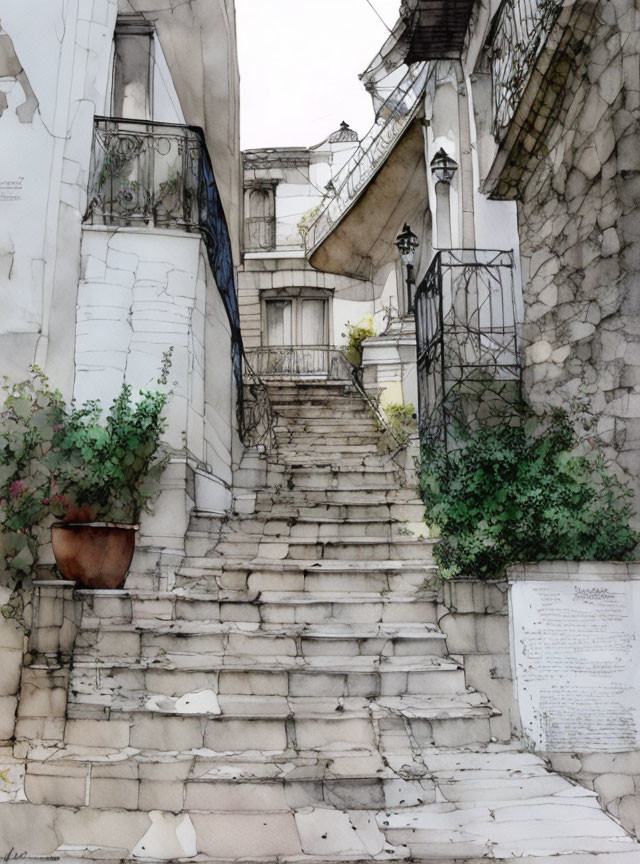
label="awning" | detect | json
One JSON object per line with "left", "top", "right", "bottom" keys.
{"left": 308, "top": 118, "right": 428, "bottom": 280}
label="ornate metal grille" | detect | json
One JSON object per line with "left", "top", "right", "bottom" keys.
{"left": 245, "top": 346, "right": 349, "bottom": 379}
{"left": 489, "top": 0, "right": 563, "bottom": 142}
{"left": 415, "top": 250, "right": 521, "bottom": 448}
{"left": 86, "top": 117, "right": 202, "bottom": 229}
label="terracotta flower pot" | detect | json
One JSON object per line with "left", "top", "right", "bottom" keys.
{"left": 51, "top": 523, "right": 138, "bottom": 589}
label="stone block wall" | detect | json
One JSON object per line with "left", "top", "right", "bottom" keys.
{"left": 0, "top": 588, "right": 27, "bottom": 745}
{"left": 437, "top": 579, "right": 516, "bottom": 742}
{"left": 76, "top": 225, "right": 234, "bottom": 549}
{"left": 517, "top": 0, "right": 640, "bottom": 512}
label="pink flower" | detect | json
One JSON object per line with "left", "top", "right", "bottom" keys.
{"left": 43, "top": 498, "right": 50, "bottom": 505}
{"left": 9, "top": 481, "right": 27, "bottom": 498}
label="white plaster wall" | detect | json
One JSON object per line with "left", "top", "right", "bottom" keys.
{"left": 0, "top": 1, "right": 117, "bottom": 390}
{"left": 333, "top": 298, "right": 375, "bottom": 347}
{"left": 275, "top": 183, "right": 321, "bottom": 248}
{"left": 152, "top": 34, "right": 186, "bottom": 124}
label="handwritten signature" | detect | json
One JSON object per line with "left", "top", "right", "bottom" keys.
{"left": 3, "top": 851, "right": 58, "bottom": 862}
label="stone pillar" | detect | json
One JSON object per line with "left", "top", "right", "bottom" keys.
{"left": 14, "top": 581, "right": 79, "bottom": 750}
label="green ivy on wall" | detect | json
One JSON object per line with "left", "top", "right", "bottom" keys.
{"left": 420, "top": 409, "right": 639, "bottom": 581}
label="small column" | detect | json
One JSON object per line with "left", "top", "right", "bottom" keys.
{"left": 14, "top": 581, "right": 79, "bottom": 747}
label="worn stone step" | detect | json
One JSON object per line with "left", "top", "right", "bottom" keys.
{"left": 284, "top": 465, "right": 403, "bottom": 488}
{"left": 382, "top": 794, "right": 638, "bottom": 858}
{"left": 178, "top": 591, "right": 437, "bottom": 626}
{"left": 273, "top": 410, "right": 375, "bottom": 424}
{"left": 69, "top": 655, "right": 466, "bottom": 703}
{"left": 2, "top": 742, "right": 637, "bottom": 860}
{"left": 77, "top": 579, "right": 438, "bottom": 625}
{"left": 220, "top": 517, "right": 422, "bottom": 541}
{"left": 21, "top": 751, "right": 438, "bottom": 812}
{"left": 248, "top": 501, "right": 426, "bottom": 522}
{"left": 74, "top": 620, "right": 449, "bottom": 663}
{"left": 175, "top": 559, "right": 436, "bottom": 594}
{"left": 256, "top": 487, "right": 420, "bottom": 505}
{"left": 274, "top": 431, "right": 384, "bottom": 443}
{"left": 214, "top": 536, "right": 435, "bottom": 563}
{"left": 63, "top": 693, "right": 496, "bottom": 751}
{"left": 273, "top": 443, "right": 388, "bottom": 456}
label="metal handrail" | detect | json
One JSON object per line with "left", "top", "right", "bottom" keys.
{"left": 304, "top": 62, "right": 433, "bottom": 255}
{"left": 488, "top": 0, "right": 564, "bottom": 141}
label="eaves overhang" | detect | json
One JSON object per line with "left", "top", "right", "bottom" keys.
{"left": 308, "top": 117, "right": 428, "bottom": 281}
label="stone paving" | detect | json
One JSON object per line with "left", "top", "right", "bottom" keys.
{"left": 0, "top": 379, "right": 637, "bottom": 860}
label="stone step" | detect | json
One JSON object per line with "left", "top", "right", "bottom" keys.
{"left": 78, "top": 589, "right": 438, "bottom": 627}
{"left": 22, "top": 745, "right": 584, "bottom": 814}
{"left": 276, "top": 443, "right": 380, "bottom": 454}
{"left": 175, "top": 559, "right": 436, "bottom": 594}
{"left": 2, "top": 744, "right": 636, "bottom": 860}
{"left": 74, "top": 620, "right": 449, "bottom": 662}
{"left": 274, "top": 430, "right": 383, "bottom": 445}
{"left": 69, "top": 655, "right": 467, "bottom": 701}
{"left": 247, "top": 501, "right": 426, "bottom": 522}
{"left": 21, "top": 750, "right": 438, "bottom": 812}
{"left": 273, "top": 408, "right": 375, "bottom": 422}
{"left": 220, "top": 516, "right": 424, "bottom": 541}
{"left": 283, "top": 467, "right": 405, "bottom": 491}
{"left": 274, "top": 456, "right": 393, "bottom": 469}
{"left": 214, "top": 536, "right": 436, "bottom": 562}
{"left": 63, "top": 693, "right": 496, "bottom": 751}
{"left": 256, "top": 487, "right": 420, "bottom": 505}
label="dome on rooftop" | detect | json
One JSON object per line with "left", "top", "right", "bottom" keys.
{"left": 327, "top": 121, "right": 359, "bottom": 143}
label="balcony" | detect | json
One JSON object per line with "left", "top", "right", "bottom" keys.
{"left": 84, "top": 117, "right": 256, "bottom": 440}
{"left": 415, "top": 250, "right": 521, "bottom": 447}
{"left": 85, "top": 117, "right": 205, "bottom": 229}
{"left": 489, "top": 0, "right": 564, "bottom": 143}
{"left": 245, "top": 346, "right": 349, "bottom": 380}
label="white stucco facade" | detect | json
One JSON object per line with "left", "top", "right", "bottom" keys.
{"left": 0, "top": 0, "right": 241, "bottom": 554}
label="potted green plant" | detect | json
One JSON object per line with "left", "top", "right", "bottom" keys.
{"left": 0, "top": 368, "right": 66, "bottom": 616}
{"left": 50, "top": 352, "right": 172, "bottom": 589}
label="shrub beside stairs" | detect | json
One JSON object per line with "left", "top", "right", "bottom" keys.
{"left": 0, "top": 378, "right": 636, "bottom": 861}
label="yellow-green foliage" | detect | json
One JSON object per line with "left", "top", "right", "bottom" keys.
{"left": 342, "top": 317, "right": 375, "bottom": 367}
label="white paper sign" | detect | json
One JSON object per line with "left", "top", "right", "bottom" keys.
{"left": 510, "top": 580, "right": 640, "bottom": 752}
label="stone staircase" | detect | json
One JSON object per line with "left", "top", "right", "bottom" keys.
{"left": 0, "top": 378, "right": 637, "bottom": 861}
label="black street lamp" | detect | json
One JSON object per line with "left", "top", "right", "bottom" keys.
{"left": 395, "top": 223, "right": 419, "bottom": 315}
{"left": 430, "top": 148, "right": 458, "bottom": 184}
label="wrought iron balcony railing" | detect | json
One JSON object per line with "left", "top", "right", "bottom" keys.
{"left": 489, "top": 0, "right": 563, "bottom": 142}
{"left": 85, "top": 117, "right": 203, "bottom": 229}
{"left": 304, "top": 62, "right": 432, "bottom": 256}
{"left": 245, "top": 346, "right": 350, "bottom": 380}
{"left": 415, "top": 249, "right": 521, "bottom": 448}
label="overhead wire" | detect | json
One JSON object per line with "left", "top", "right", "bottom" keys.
{"left": 362, "top": 0, "right": 393, "bottom": 34}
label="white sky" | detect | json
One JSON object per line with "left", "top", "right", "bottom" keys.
{"left": 236, "top": 0, "right": 401, "bottom": 150}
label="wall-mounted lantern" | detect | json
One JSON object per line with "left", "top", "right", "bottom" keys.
{"left": 395, "top": 223, "right": 419, "bottom": 315}
{"left": 430, "top": 148, "right": 458, "bottom": 184}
